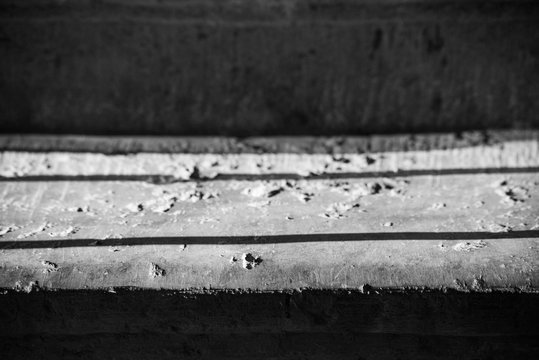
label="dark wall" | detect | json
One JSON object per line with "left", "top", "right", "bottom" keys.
{"left": 1, "top": 0, "right": 539, "bottom": 135}
{"left": 1, "top": 289, "right": 539, "bottom": 359}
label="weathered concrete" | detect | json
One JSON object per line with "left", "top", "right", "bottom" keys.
{"left": 1, "top": 0, "right": 539, "bottom": 134}
{"left": 1, "top": 173, "right": 538, "bottom": 290}
{"left": 2, "top": 129, "right": 534, "bottom": 154}
{"left": 1, "top": 130, "right": 538, "bottom": 181}
{"left": 0, "top": 133, "right": 538, "bottom": 358}
{"left": 0, "top": 133, "right": 538, "bottom": 291}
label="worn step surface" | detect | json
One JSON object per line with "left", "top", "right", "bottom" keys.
{"left": 0, "top": 131, "right": 538, "bottom": 291}
{"left": 1, "top": 132, "right": 538, "bottom": 358}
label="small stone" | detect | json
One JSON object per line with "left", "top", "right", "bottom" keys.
{"left": 453, "top": 240, "right": 487, "bottom": 252}
{"left": 430, "top": 203, "right": 446, "bottom": 210}
{"left": 149, "top": 263, "right": 166, "bottom": 278}
{"left": 321, "top": 202, "right": 360, "bottom": 219}
{"left": 41, "top": 260, "right": 58, "bottom": 274}
{"left": 488, "top": 223, "right": 511, "bottom": 233}
{"left": 241, "top": 253, "right": 262, "bottom": 270}
{"left": 126, "top": 203, "right": 144, "bottom": 212}
{"left": 0, "top": 225, "right": 18, "bottom": 236}
{"left": 48, "top": 226, "right": 76, "bottom": 237}
{"left": 243, "top": 183, "right": 283, "bottom": 198}
{"left": 471, "top": 277, "right": 488, "bottom": 291}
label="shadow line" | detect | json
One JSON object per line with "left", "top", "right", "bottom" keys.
{"left": 1, "top": 231, "right": 538, "bottom": 249}
{"left": 1, "top": 167, "right": 538, "bottom": 183}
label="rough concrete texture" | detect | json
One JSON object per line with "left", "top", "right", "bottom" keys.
{"left": 0, "top": 130, "right": 538, "bottom": 180}
{"left": 1, "top": 173, "right": 538, "bottom": 290}
{"left": 2, "top": 129, "right": 532, "bottom": 154}
{"left": 1, "top": 133, "right": 539, "bottom": 358}
{"left": 0, "top": 132, "right": 538, "bottom": 291}
{"left": 1, "top": 0, "right": 539, "bottom": 134}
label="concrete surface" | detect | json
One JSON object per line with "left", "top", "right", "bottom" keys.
{"left": 1, "top": 0, "right": 539, "bottom": 134}
{"left": 1, "top": 174, "right": 539, "bottom": 291}
{"left": 2, "top": 129, "right": 534, "bottom": 154}
{"left": 1, "top": 132, "right": 538, "bottom": 358}
{"left": 0, "top": 131, "right": 538, "bottom": 291}
{"left": 1, "top": 130, "right": 538, "bottom": 180}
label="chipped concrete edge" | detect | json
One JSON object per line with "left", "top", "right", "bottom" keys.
{"left": 0, "top": 129, "right": 537, "bottom": 154}
{"left": 2, "top": 283, "right": 538, "bottom": 296}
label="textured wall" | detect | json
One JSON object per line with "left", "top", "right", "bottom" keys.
{"left": 1, "top": 289, "right": 539, "bottom": 359}
{"left": 1, "top": 0, "right": 539, "bottom": 135}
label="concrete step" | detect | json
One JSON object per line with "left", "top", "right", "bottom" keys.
{"left": 0, "top": 131, "right": 537, "bottom": 291}
{"left": 1, "top": 132, "right": 538, "bottom": 358}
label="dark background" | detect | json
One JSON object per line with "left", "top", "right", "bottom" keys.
{"left": 1, "top": 0, "right": 539, "bottom": 136}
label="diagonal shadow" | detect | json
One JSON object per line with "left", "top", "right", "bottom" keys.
{"left": 0, "top": 167, "right": 538, "bottom": 183}
{"left": 1, "top": 231, "right": 538, "bottom": 249}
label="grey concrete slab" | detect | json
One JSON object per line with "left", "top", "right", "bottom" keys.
{"left": 0, "top": 172, "right": 537, "bottom": 291}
